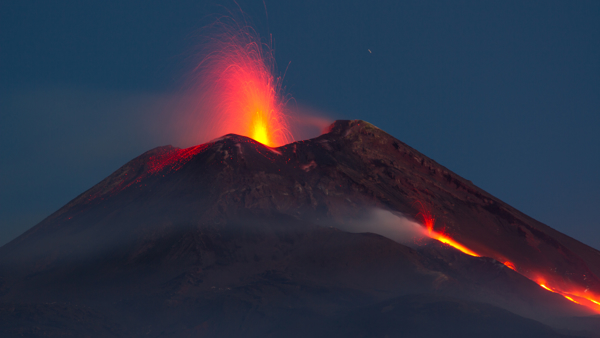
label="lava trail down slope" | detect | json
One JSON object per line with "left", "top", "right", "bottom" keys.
{"left": 0, "top": 120, "right": 598, "bottom": 337}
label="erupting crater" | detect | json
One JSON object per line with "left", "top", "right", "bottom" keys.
{"left": 191, "top": 15, "right": 293, "bottom": 147}
{"left": 2, "top": 120, "right": 600, "bottom": 336}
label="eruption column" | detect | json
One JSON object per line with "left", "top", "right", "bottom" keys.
{"left": 191, "top": 15, "right": 292, "bottom": 147}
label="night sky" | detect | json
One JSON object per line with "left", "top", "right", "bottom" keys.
{"left": 1, "top": 1, "right": 599, "bottom": 249}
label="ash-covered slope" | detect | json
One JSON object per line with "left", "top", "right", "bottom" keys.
{"left": 0, "top": 120, "right": 598, "bottom": 337}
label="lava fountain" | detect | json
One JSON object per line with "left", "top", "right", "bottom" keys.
{"left": 190, "top": 15, "right": 292, "bottom": 147}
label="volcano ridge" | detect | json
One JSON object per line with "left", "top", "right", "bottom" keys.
{"left": 1, "top": 120, "right": 599, "bottom": 336}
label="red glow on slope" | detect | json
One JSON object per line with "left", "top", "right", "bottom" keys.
{"left": 84, "top": 145, "right": 211, "bottom": 203}
{"left": 415, "top": 201, "right": 600, "bottom": 313}
{"left": 146, "top": 145, "right": 209, "bottom": 175}
{"left": 192, "top": 16, "right": 292, "bottom": 147}
{"left": 120, "top": 145, "right": 211, "bottom": 191}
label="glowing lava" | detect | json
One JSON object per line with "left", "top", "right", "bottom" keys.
{"left": 417, "top": 204, "right": 479, "bottom": 257}
{"left": 192, "top": 15, "right": 292, "bottom": 147}
{"left": 502, "top": 261, "right": 517, "bottom": 271}
{"left": 415, "top": 202, "right": 600, "bottom": 313}
{"left": 535, "top": 278, "right": 600, "bottom": 311}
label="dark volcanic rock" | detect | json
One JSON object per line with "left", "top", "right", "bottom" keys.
{"left": 0, "top": 302, "right": 124, "bottom": 337}
{"left": 0, "top": 120, "right": 598, "bottom": 337}
{"left": 327, "top": 294, "right": 573, "bottom": 338}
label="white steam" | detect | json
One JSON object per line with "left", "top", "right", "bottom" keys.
{"left": 336, "top": 209, "right": 427, "bottom": 246}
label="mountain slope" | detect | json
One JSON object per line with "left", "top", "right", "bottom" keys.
{"left": 0, "top": 119, "right": 598, "bottom": 336}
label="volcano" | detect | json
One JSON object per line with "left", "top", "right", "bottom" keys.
{"left": 1, "top": 120, "right": 599, "bottom": 337}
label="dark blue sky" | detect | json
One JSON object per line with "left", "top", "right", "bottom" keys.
{"left": 1, "top": 1, "right": 599, "bottom": 249}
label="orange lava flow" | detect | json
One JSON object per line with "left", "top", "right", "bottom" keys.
{"left": 503, "top": 261, "right": 517, "bottom": 271}
{"left": 192, "top": 16, "right": 292, "bottom": 147}
{"left": 536, "top": 279, "right": 600, "bottom": 312}
{"left": 429, "top": 232, "right": 480, "bottom": 257}
{"left": 417, "top": 205, "right": 480, "bottom": 257}
{"left": 415, "top": 202, "right": 600, "bottom": 313}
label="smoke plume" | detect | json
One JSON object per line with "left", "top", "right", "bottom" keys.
{"left": 336, "top": 208, "right": 426, "bottom": 246}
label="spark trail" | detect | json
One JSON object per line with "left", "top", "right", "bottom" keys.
{"left": 191, "top": 14, "right": 292, "bottom": 147}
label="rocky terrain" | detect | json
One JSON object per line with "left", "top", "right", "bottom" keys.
{"left": 1, "top": 120, "right": 598, "bottom": 337}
